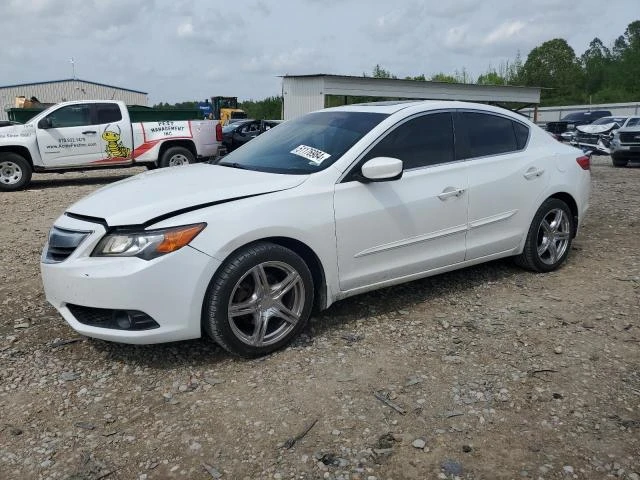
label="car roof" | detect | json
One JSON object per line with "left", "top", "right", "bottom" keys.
{"left": 322, "top": 100, "right": 531, "bottom": 122}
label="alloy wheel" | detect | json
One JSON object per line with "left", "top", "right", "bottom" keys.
{"left": 536, "top": 208, "right": 571, "bottom": 265}
{"left": 227, "top": 261, "right": 305, "bottom": 347}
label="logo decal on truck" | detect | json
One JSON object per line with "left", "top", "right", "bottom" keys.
{"left": 102, "top": 124, "right": 131, "bottom": 159}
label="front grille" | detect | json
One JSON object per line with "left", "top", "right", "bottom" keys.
{"left": 576, "top": 133, "right": 600, "bottom": 144}
{"left": 44, "top": 227, "right": 91, "bottom": 263}
{"left": 620, "top": 132, "right": 640, "bottom": 144}
{"left": 67, "top": 304, "right": 160, "bottom": 330}
{"left": 546, "top": 122, "right": 567, "bottom": 134}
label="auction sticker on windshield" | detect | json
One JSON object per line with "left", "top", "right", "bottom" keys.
{"left": 290, "top": 145, "right": 331, "bottom": 165}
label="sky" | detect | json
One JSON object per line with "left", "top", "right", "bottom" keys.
{"left": 1, "top": 0, "right": 637, "bottom": 105}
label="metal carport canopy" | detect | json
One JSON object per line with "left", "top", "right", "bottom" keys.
{"left": 281, "top": 74, "right": 541, "bottom": 120}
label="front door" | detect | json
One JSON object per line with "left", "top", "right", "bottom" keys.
{"left": 36, "top": 103, "right": 101, "bottom": 167}
{"left": 334, "top": 112, "right": 468, "bottom": 292}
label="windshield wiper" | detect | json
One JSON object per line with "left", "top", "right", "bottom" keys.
{"left": 218, "top": 161, "right": 252, "bottom": 170}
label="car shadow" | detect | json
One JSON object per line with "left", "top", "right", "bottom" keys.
{"left": 89, "top": 258, "right": 523, "bottom": 367}
{"left": 27, "top": 173, "right": 137, "bottom": 190}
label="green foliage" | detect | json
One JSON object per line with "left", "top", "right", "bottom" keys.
{"left": 519, "top": 38, "right": 585, "bottom": 105}
{"left": 372, "top": 64, "right": 397, "bottom": 79}
{"left": 152, "top": 101, "right": 198, "bottom": 110}
{"left": 430, "top": 73, "right": 459, "bottom": 83}
{"left": 239, "top": 96, "right": 282, "bottom": 120}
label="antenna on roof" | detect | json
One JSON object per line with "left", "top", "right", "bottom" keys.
{"left": 70, "top": 58, "right": 76, "bottom": 79}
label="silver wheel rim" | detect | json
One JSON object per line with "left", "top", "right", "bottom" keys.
{"left": 0, "top": 161, "right": 23, "bottom": 185}
{"left": 168, "top": 154, "right": 190, "bottom": 166}
{"left": 227, "top": 261, "right": 305, "bottom": 347}
{"left": 537, "top": 208, "right": 571, "bottom": 265}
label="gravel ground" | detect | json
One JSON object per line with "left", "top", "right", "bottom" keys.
{"left": 1, "top": 158, "right": 639, "bottom": 480}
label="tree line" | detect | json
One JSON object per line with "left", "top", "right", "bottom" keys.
{"left": 154, "top": 20, "right": 639, "bottom": 113}
{"left": 369, "top": 20, "right": 640, "bottom": 106}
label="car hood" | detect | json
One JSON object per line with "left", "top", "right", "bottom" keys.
{"left": 67, "top": 164, "right": 308, "bottom": 226}
{"left": 576, "top": 123, "right": 618, "bottom": 134}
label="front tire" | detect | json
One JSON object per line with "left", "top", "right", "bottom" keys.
{"left": 203, "top": 242, "right": 314, "bottom": 357}
{"left": 515, "top": 198, "right": 574, "bottom": 273}
{"left": 158, "top": 146, "right": 195, "bottom": 168}
{"left": 0, "top": 152, "right": 32, "bottom": 191}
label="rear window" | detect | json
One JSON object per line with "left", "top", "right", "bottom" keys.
{"left": 459, "top": 112, "right": 520, "bottom": 158}
{"left": 513, "top": 122, "right": 530, "bottom": 149}
{"left": 95, "top": 103, "right": 122, "bottom": 124}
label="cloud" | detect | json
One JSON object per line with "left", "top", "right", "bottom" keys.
{"left": 483, "top": 20, "right": 527, "bottom": 45}
{"left": 177, "top": 20, "right": 194, "bottom": 37}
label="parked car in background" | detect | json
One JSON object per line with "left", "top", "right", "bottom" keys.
{"left": 610, "top": 118, "right": 640, "bottom": 167}
{"left": 0, "top": 100, "right": 225, "bottom": 191}
{"left": 222, "top": 119, "right": 283, "bottom": 152}
{"left": 546, "top": 110, "right": 612, "bottom": 138}
{"left": 41, "top": 101, "right": 590, "bottom": 357}
{"left": 573, "top": 116, "right": 627, "bottom": 154}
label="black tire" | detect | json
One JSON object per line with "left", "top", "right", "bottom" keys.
{"left": 612, "top": 156, "right": 628, "bottom": 167}
{"left": 515, "top": 198, "right": 574, "bottom": 273}
{"left": 158, "top": 146, "right": 195, "bottom": 168}
{"left": 145, "top": 162, "right": 158, "bottom": 170}
{"left": 0, "top": 152, "right": 32, "bottom": 192}
{"left": 203, "top": 242, "right": 314, "bottom": 357}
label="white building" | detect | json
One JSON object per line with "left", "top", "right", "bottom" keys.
{"left": 0, "top": 79, "right": 148, "bottom": 120}
{"left": 281, "top": 74, "right": 542, "bottom": 121}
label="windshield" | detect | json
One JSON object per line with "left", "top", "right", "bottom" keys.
{"left": 626, "top": 117, "right": 640, "bottom": 127}
{"left": 217, "top": 111, "right": 388, "bottom": 174}
{"left": 592, "top": 117, "right": 626, "bottom": 125}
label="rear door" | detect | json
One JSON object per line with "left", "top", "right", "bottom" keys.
{"left": 94, "top": 103, "right": 133, "bottom": 165}
{"left": 457, "top": 111, "right": 551, "bottom": 260}
{"left": 35, "top": 103, "right": 101, "bottom": 167}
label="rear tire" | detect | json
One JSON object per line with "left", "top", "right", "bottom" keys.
{"left": 203, "top": 242, "right": 314, "bottom": 357}
{"left": 158, "top": 146, "right": 195, "bottom": 168}
{"left": 515, "top": 198, "right": 574, "bottom": 273}
{"left": 0, "top": 152, "right": 32, "bottom": 191}
{"left": 612, "top": 156, "right": 628, "bottom": 167}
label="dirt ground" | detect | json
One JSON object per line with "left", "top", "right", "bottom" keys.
{"left": 0, "top": 157, "right": 638, "bottom": 480}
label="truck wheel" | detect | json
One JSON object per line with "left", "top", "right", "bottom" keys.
{"left": 158, "top": 147, "right": 195, "bottom": 168}
{"left": 612, "top": 156, "right": 628, "bottom": 167}
{"left": 0, "top": 152, "right": 32, "bottom": 191}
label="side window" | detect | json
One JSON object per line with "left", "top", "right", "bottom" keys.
{"left": 362, "top": 112, "right": 454, "bottom": 170}
{"left": 459, "top": 112, "right": 518, "bottom": 158}
{"left": 513, "top": 121, "right": 530, "bottom": 150}
{"left": 46, "top": 104, "right": 91, "bottom": 128}
{"left": 96, "top": 103, "right": 122, "bottom": 124}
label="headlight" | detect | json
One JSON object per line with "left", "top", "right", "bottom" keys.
{"left": 92, "top": 223, "right": 206, "bottom": 260}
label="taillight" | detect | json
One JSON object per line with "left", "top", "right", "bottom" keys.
{"left": 215, "top": 122, "right": 222, "bottom": 142}
{"left": 576, "top": 155, "right": 590, "bottom": 170}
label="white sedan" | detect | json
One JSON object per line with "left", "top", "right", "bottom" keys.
{"left": 41, "top": 101, "right": 591, "bottom": 357}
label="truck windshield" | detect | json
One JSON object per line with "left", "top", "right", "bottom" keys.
{"left": 217, "top": 111, "right": 388, "bottom": 174}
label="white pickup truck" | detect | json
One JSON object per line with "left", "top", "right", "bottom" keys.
{"left": 0, "top": 100, "right": 225, "bottom": 191}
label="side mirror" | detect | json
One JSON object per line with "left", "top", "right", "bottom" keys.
{"left": 38, "top": 117, "right": 52, "bottom": 129}
{"left": 359, "top": 157, "right": 403, "bottom": 182}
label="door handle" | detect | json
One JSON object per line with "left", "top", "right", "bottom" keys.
{"left": 82, "top": 130, "right": 97, "bottom": 135}
{"left": 524, "top": 167, "right": 544, "bottom": 180}
{"left": 438, "top": 187, "right": 466, "bottom": 201}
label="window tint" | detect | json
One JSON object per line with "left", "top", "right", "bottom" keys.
{"left": 362, "top": 112, "right": 454, "bottom": 169}
{"left": 217, "top": 111, "right": 388, "bottom": 174}
{"left": 626, "top": 118, "right": 640, "bottom": 127}
{"left": 459, "top": 112, "right": 518, "bottom": 158}
{"left": 513, "top": 121, "right": 530, "bottom": 150}
{"left": 96, "top": 103, "right": 122, "bottom": 124}
{"left": 46, "top": 104, "right": 91, "bottom": 128}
